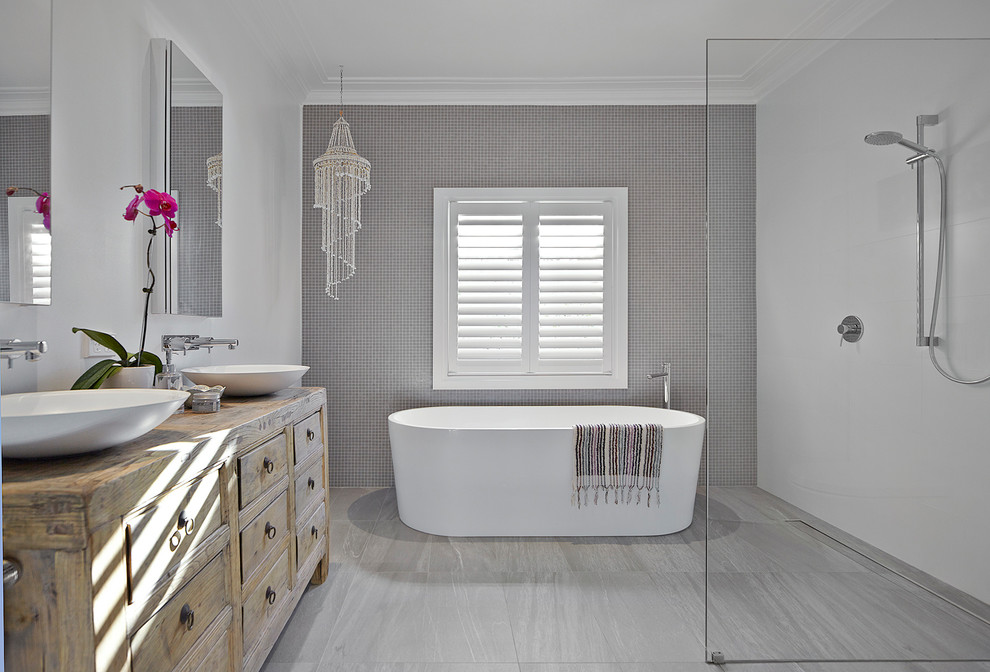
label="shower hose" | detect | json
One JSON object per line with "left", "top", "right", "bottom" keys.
{"left": 927, "top": 156, "right": 990, "bottom": 384}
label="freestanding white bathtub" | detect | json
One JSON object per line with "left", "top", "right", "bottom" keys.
{"left": 387, "top": 405, "right": 706, "bottom": 537}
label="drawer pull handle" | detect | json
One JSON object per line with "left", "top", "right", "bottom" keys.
{"left": 3, "top": 558, "right": 21, "bottom": 587}
{"left": 265, "top": 522, "right": 277, "bottom": 539}
{"left": 263, "top": 457, "right": 275, "bottom": 474}
{"left": 306, "top": 428, "right": 316, "bottom": 441}
{"left": 169, "top": 530, "right": 182, "bottom": 551}
{"left": 308, "top": 477, "right": 316, "bottom": 490}
{"left": 177, "top": 510, "right": 195, "bottom": 534}
{"left": 311, "top": 525, "right": 319, "bottom": 539}
{"left": 179, "top": 604, "right": 195, "bottom": 630}
{"left": 266, "top": 586, "right": 277, "bottom": 605}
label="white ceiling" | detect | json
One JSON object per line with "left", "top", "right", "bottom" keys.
{"left": 227, "top": 0, "right": 893, "bottom": 104}
{"left": 0, "top": 0, "right": 895, "bottom": 110}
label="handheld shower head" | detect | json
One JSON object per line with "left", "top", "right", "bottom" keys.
{"left": 864, "top": 130, "right": 904, "bottom": 146}
{"left": 864, "top": 130, "right": 938, "bottom": 158}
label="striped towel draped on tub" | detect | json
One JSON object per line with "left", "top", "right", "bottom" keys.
{"left": 572, "top": 424, "right": 664, "bottom": 508}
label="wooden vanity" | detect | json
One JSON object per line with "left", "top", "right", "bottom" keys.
{"left": 2, "top": 387, "right": 329, "bottom": 672}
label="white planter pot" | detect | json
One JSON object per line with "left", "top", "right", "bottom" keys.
{"left": 103, "top": 365, "right": 155, "bottom": 389}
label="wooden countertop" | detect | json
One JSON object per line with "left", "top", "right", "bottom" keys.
{"left": 2, "top": 387, "right": 326, "bottom": 550}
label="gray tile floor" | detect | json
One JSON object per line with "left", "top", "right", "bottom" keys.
{"left": 262, "top": 487, "right": 990, "bottom": 672}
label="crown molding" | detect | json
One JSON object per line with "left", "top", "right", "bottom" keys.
{"left": 0, "top": 87, "right": 50, "bottom": 115}
{"left": 715, "top": 0, "right": 895, "bottom": 102}
{"left": 172, "top": 78, "right": 223, "bottom": 107}
{"left": 304, "top": 76, "right": 709, "bottom": 106}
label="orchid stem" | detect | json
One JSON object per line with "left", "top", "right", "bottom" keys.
{"left": 137, "top": 227, "right": 157, "bottom": 366}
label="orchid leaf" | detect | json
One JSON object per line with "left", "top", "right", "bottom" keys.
{"left": 123, "top": 350, "right": 164, "bottom": 375}
{"left": 72, "top": 327, "right": 127, "bottom": 363}
{"left": 95, "top": 365, "right": 122, "bottom": 388}
{"left": 71, "top": 359, "right": 119, "bottom": 390}
{"left": 136, "top": 351, "right": 164, "bottom": 375}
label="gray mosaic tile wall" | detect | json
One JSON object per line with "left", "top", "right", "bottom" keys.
{"left": 0, "top": 114, "right": 51, "bottom": 302}
{"left": 301, "top": 104, "right": 756, "bottom": 487}
{"left": 708, "top": 105, "right": 757, "bottom": 486}
{"left": 171, "top": 106, "right": 222, "bottom": 316}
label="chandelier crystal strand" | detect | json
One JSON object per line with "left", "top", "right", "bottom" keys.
{"left": 313, "top": 113, "right": 371, "bottom": 299}
{"left": 206, "top": 152, "right": 222, "bottom": 227}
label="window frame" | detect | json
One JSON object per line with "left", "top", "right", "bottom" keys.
{"left": 433, "top": 187, "right": 628, "bottom": 390}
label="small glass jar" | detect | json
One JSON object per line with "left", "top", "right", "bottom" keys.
{"left": 190, "top": 391, "right": 221, "bottom": 413}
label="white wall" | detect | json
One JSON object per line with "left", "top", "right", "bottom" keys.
{"left": 0, "top": 0, "right": 302, "bottom": 395}
{"left": 756, "top": 1, "right": 990, "bottom": 604}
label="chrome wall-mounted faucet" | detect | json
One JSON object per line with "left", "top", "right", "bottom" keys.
{"left": 161, "top": 335, "right": 239, "bottom": 355}
{"left": 1, "top": 339, "right": 48, "bottom": 368}
{"left": 646, "top": 362, "right": 671, "bottom": 409}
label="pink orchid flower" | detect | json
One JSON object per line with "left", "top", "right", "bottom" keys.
{"left": 162, "top": 217, "right": 179, "bottom": 238}
{"left": 143, "top": 189, "right": 164, "bottom": 216}
{"left": 123, "top": 194, "right": 142, "bottom": 221}
{"left": 35, "top": 193, "right": 51, "bottom": 231}
{"left": 144, "top": 189, "right": 178, "bottom": 221}
{"left": 157, "top": 192, "right": 177, "bottom": 221}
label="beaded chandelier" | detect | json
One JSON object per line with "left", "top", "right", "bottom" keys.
{"left": 313, "top": 68, "right": 371, "bottom": 299}
{"left": 206, "top": 152, "right": 222, "bottom": 227}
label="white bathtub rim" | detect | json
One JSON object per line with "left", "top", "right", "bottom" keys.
{"left": 388, "top": 404, "right": 706, "bottom": 431}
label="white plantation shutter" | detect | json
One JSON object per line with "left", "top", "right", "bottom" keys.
{"left": 435, "top": 188, "right": 627, "bottom": 390}
{"left": 29, "top": 220, "right": 52, "bottom": 304}
{"left": 6, "top": 196, "right": 52, "bottom": 305}
{"left": 453, "top": 203, "right": 525, "bottom": 368}
{"left": 537, "top": 203, "right": 608, "bottom": 371}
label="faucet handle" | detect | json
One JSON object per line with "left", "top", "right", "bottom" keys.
{"left": 162, "top": 335, "right": 199, "bottom": 352}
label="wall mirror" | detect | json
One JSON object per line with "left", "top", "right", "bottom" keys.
{"left": 0, "top": 0, "right": 52, "bottom": 305}
{"left": 150, "top": 39, "right": 222, "bottom": 316}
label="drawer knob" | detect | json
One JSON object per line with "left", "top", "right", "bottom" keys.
{"left": 266, "top": 586, "right": 277, "bottom": 605}
{"left": 177, "top": 510, "right": 195, "bottom": 534}
{"left": 308, "top": 477, "right": 316, "bottom": 490}
{"left": 311, "top": 525, "right": 319, "bottom": 539}
{"left": 263, "top": 456, "right": 275, "bottom": 474}
{"left": 265, "top": 522, "right": 277, "bottom": 539}
{"left": 179, "top": 603, "right": 195, "bottom": 631}
{"left": 306, "top": 428, "right": 316, "bottom": 441}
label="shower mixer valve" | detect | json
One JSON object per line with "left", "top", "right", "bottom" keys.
{"left": 837, "top": 316, "right": 864, "bottom": 346}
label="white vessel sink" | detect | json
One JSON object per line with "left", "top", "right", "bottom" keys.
{"left": 182, "top": 364, "right": 310, "bottom": 397}
{"left": 1, "top": 389, "right": 188, "bottom": 459}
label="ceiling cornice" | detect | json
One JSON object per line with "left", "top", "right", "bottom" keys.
{"left": 0, "top": 87, "right": 49, "bottom": 115}
{"left": 172, "top": 78, "right": 223, "bottom": 107}
{"left": 304, "top": 76, "right": 708, "bottom": 106}
{"left": 718, "top": 0, "right": 895, "bottom": 102}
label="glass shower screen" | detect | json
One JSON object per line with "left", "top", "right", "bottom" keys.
{"left": 706, "top": 37, "right": 990, "bottom": 664}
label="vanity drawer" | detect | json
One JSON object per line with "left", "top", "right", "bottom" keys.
{"left": 293, "top": 454, "right": 325, "bottom": 522}
{"left": 241, "top": 550, "right": 290, "bottom": 654}
{"left": 186, "top": 619, "right": 230, "bottom": 672}
{"left": 292, "top": 411, "right": 323, "bottom": 465}
{"left": 296, "top": 503, "right": 326, "bottom": 579}
{"left": 238, "top": 432, "right": 288, "bottom": 509}
{"left": 127, "top": 469, "right": 223, "bottom": 601}
{"left": 130, "top": 551, "right": 229, "bottom": 672}
{"left": 240, "top": 489, "right": 288, "bottom": 583}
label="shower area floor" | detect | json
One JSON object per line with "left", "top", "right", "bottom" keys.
{"left": 261, "top": 487, "right": 990, "bottom": 672}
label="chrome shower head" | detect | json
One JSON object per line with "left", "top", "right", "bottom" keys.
{"left": 864, "top": 130, "right": 938, "bottom": 158}
{"left": 864, "top": 130, "right": 904, "bottom": 146}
